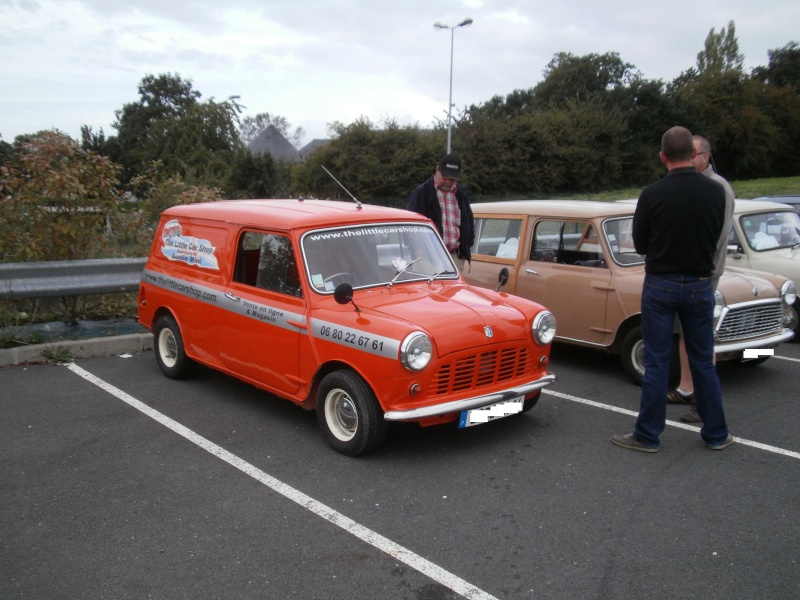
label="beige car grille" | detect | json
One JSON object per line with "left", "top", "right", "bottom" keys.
{"left": 433, "top": 346, "right": 532, "bottom": 395}
{"left": 717, "top": 301, "right": 785, "bottom": 341}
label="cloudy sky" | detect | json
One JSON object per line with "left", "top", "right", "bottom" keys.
{"left": 2, "top": 0, "right": 798, "bottom": 147}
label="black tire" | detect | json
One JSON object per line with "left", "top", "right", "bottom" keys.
{"left": 522, "top": 392, "right": 540, "bottom": 413}
{"left": 740, "top": 355, "right": 771, "bottom": 367}
{"left": 316, "top": 370, "right": 387, "bottom": 456}
{"left": 790, "top": 301, "right": 799, "bottom": 343}
{"left": 153, "top": 314, "right": 196, "bottom": 379}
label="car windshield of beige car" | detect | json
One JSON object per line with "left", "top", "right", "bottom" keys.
{"left": 602, "top": 217, "right": 645, "bottom": 265}
{"left": 736, "top": 210, "right": 800, "bottom": 251}
{"left": 302, "top": 223, "right": 457, "bottom": 292}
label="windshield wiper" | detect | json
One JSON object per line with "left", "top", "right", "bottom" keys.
{"left": 389, "top": 256, "right": 423, "bottom": 286}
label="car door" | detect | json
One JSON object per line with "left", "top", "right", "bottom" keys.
{"left": 221, "top": 229, "right": 306, "bottom": 395}
{"left": 515, "top": 219, "right": 612, "bottom": 345}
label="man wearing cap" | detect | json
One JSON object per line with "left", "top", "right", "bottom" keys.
{"left": 407, "top": 153, "right": 475, "bottom": 269}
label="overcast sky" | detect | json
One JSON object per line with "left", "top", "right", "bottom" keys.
{"left": 2, "top": 0, "right": 798, "bottom": 148}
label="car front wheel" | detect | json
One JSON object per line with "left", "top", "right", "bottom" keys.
{"left": 316, "top": 370, "right": 387, "bottom": 456}
{"left": 621, "top": 326, "right": 646, "bottom": 386}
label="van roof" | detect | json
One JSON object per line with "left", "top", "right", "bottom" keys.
{"left": 162, "top": 199, "right": 429, "bottom": 230}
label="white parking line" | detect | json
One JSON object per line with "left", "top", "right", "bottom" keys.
{"left": 774, "top": 354, "right": 800, "bottom": 363}
{"left": 65, "top": 363, "right": 498, "bottom": 600}
{"left": 543, "top": 389, "right": 800, "bottom": 460}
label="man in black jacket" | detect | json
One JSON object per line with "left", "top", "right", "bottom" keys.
{"left": 611, "top": 126, "right": 733, "bottom": 453}
{"left": 407, "top": 153, "right": 474, "bottom": 268}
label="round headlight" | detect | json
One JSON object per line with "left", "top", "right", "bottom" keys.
{"left": 532, "top": 311, "right": 557, "bottom": 346}
{"left": 781, "top": 280, "right": 797, "bottom": 307}
{"left": 713, "top": 290, "right": 725, "bottom": 320}
{"left": 400, "top": 332, "right": 432, "bottom": 372}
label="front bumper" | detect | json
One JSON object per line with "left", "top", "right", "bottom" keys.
{"left": 383, "top": 372, "right": 557, "bottom": 422}
{"left": 714, "top": 328, "right": 795, "bottom": 354}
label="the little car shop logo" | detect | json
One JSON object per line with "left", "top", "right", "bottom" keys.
{"left": 484, "top": 326, "right": 494, "bottom": 338}
{"left": 160, "top": 219, "right": 219, "bottom": 270}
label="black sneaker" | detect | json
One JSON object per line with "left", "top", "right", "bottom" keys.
{"left": 611, "top": 433, "right": 658, "bottom": 453}
{"left": 667, "top": 389, "right": 694, "bottom": 404}
{"left": 707, "top": 434, "right": 734, "bottom": 451}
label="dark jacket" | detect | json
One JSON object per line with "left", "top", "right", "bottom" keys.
{"left": 407, "top": 176, "right": 475, "bottom": 262}
{"left": 633, "top": 167, "right": 725, "bottom": 277}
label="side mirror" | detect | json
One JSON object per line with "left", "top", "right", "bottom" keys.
{"left": 495, "top": 267, "right": 510, "bottom": 292}
{"left": 334, "top": 282, "right": 361, "bottom": 312}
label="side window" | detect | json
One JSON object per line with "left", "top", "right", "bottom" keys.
{"left": 234, "top": 231, "right": 303, "bottom": 297}
{"left": 531, "top": 220, "right": 606, "bottom": 267}
{"left": 531, "top": 220, "right": 561, "bottom": 262}
{"left": 472, "top": 218, "right": 522, "bottom": 258}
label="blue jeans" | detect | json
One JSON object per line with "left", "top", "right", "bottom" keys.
{"left": 634, "top": 274, "right": 729, "bottom": 447}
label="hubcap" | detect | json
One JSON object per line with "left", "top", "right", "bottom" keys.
{"left": 326, "top": 390, "right": 358, "bottom": 441}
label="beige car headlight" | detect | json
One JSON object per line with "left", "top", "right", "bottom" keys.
{"left": 714, "top": 290, "right": 725, "bottom": 320}
{"left": 781, "top": 280, "right": 797, "bottom": 307}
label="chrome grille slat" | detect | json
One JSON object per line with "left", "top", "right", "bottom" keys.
{"left": 717, "top": 301, "right": 784, "bottom": 341}
{"left": 434, "top": 346, "right": 532, "bottom": 395}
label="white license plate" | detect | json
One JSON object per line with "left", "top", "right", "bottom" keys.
{"left": 458, "top": 396, "right": 524, "bottom": 428}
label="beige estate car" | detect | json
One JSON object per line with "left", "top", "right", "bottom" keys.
{"left": 461, "top": 200, "right": 797, "bottom": 385}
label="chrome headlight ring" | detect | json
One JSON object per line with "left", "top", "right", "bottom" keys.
{"left": 400, "top": 332, "right": 433, "bottom": 372}
{"left": 532, "top": 311, "right": 557, "bottom": 346}
{"left": 781, "top": 280, "right": 797, "bottom": 307}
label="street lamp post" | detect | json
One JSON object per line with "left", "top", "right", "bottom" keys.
{"left": 434, "top": 17, "right": 473, "bottom": 154}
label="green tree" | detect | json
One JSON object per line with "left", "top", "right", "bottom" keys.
{"left": 296, "top": 117, "right": 441, "bottom": 205}
{"left": 225, "top": 147, "right": 279, "bottom": 198}
{"left": 0, "top": 130, "right": 122, "bottom": 262}
{"left": 533, "top": 52, "right": 637, "bottom": 106}
{"left": 109, "top": 73, "right": 242, "bottom": 188}
{"left": 696, "top": 21, "right": 744, "bottom": 76}
{"left": 752, "top": 42, "right": 800, "bottom": 90}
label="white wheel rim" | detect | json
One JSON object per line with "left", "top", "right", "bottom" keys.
{"left": 158, "top": 328, "right": 178, "bottom": 368}
{"left": 324, "top": 389, "right": 358, "bottom": 442}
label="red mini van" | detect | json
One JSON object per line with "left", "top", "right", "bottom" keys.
{"left": 138, "top": 199, "right": 557, "bottom": 455}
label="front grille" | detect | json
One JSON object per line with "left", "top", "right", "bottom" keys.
{"left": 433, "top": 345, "right": 532, "bottom": 395}
{"left": 716, "top": 301, "right": 784, "bottom": 341}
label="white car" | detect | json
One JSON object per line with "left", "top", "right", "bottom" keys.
{"left": 727, "top": 199, "right": 800, "bottom": 339}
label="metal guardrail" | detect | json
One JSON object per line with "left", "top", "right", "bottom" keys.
{"left": 0, "top": 258, "right": 147, "bottom": 300}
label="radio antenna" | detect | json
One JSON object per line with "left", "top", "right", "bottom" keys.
{"left": 321, "top": 165, "right": 362, "bottom": 209}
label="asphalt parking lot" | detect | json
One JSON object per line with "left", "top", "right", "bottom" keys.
{"left": 2, "top": 341, "right": 799, "bottom": 599}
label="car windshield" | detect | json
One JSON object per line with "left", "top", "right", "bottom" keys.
{"left": 737, "top": 210, "right": 800, "bottom": 251}
{"left": 602, "top": 217, "right": 645, "bottom": 266}
{"left": 302, "top": 223, "right": 457, "bottom": 292}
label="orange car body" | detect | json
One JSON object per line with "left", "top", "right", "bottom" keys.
{"left": 137, "top": 199, "right": 557, "bottom": 455}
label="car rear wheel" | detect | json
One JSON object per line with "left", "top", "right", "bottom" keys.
{"left": 316, "top": 370, "right": 387, "bottom": 456}
{"left": 154, "top": 314, "right": 196, "bottom": 379}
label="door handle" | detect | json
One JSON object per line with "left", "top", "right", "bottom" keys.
{"left": 225, "top": 293, "right": 240, "bottom": 301}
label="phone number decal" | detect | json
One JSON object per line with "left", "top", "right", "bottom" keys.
{"left": 310, "top": 318, "right": 400, "bottom": 359}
